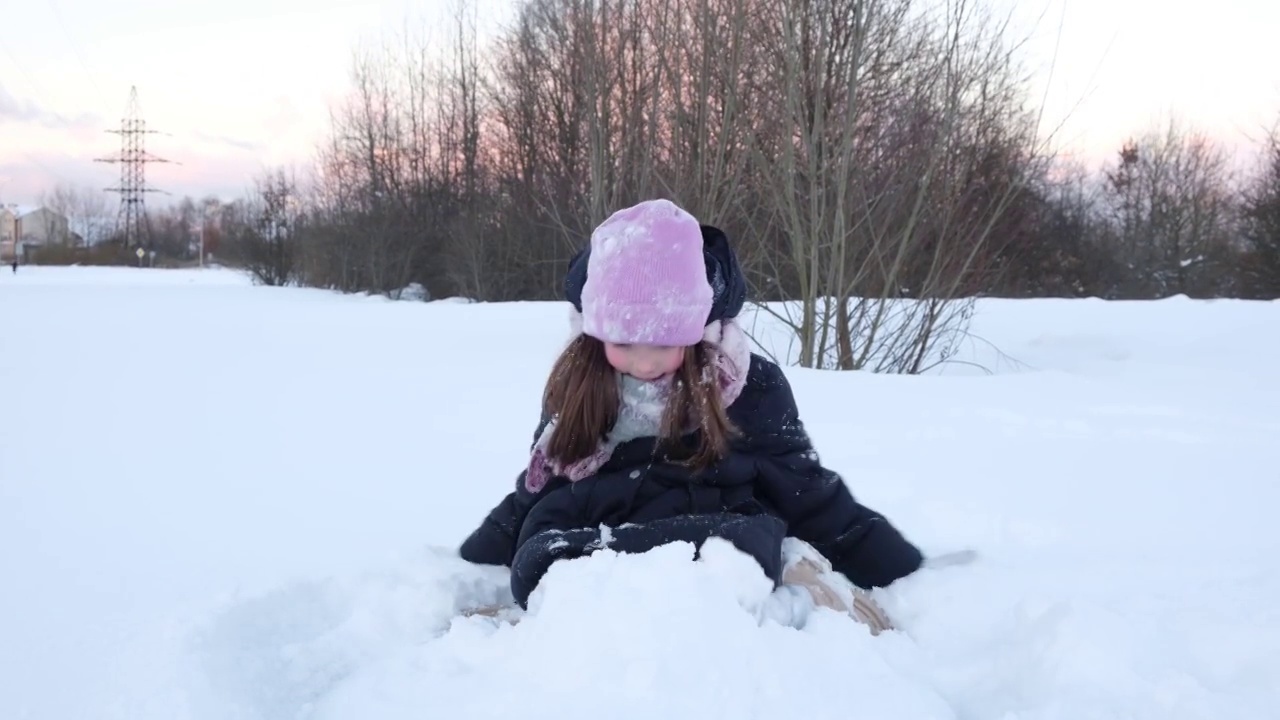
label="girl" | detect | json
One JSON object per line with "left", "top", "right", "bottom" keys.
{"left": 459, "top": 199, "right": 924, "bottom": 633}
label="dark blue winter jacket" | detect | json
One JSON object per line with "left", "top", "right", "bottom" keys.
{"left": 459, "top": 352, "right": 924, "bottom": 608}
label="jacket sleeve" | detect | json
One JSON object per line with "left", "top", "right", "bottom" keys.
{"left": 458, "top": 415, "right": 554, "bottom": 567}
{"left": 458, "top": 473, "right": 541, "bottom": 567}
{"left": 744, "top": 361, "right": 923, "bottom": 589}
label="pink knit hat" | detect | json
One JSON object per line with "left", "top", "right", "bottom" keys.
{"left": 579, "top": 199, "right": 713, "bottom": 346}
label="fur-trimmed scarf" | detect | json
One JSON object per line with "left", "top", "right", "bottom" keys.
{"left": 524, "top": 317, "right": 753, "bottom": 493}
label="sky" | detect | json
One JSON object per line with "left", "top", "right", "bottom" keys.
{"left": 1, "top": 0, "right": 1278, "bottom": 210}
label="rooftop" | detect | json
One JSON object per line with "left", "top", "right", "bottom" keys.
{"left": 1, "top": 204, "right": 43, "bottom": 218}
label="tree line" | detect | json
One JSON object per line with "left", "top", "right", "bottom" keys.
{"left": 41, "top": 0, "right": 1280, "bottom": 371}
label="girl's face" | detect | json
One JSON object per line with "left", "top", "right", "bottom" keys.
{"left": 604, "top": 343, "right": 686, "bottom": 381}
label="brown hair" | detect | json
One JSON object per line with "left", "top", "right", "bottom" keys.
{"left": 542, "top": 334, "right": 738, "bottom": 470}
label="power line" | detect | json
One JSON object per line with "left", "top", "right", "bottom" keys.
{"left": 45, "top": 0, "right": 114, "bottom": 117}
{"left": 0, "top": 36, "right": 81, "bottom": 197}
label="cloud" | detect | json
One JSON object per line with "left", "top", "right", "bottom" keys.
{"left": 0, "top": 152, "right": 111, "bottom": 206}
{"left": 0, "top": 145, "right": 265, "bottom": 209}
{"left": 0, "top": 84, "right": 102, "bottom": 131}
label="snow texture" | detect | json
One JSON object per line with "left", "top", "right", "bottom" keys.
{"left": 1, "top": 266, "right": 1277, "bottom": 720}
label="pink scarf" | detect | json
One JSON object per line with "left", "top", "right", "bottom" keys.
{"left": 524, "top": 318, "right": 753, "bottom": 493}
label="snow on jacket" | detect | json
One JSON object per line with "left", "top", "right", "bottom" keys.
{"left": 459, "top": 352, "right": 924, "bottom": 608}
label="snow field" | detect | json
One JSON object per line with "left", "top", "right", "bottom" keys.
{"left": 1, "top": 266, "right": 1276, "bottom": 720}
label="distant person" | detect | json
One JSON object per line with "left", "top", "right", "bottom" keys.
{"left": 10, "top": 259, "right": 16, "bottom": 274}
{"left": 458, "top": 199, "right": 926, "bottom": 633}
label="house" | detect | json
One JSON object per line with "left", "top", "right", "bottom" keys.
{"left": 1, "top": 205, "right": 74, "bottom": 262}
{"left": 0, "top": 206, "right": 18, "bottom": 261}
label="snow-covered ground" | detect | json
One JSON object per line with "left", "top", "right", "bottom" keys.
{"left": 1, "top": 266, "right": 1276, "bottom": 720}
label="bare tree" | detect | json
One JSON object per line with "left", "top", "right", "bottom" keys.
{"left": 1239, "top": 126, "right": 1280, "bottom": 298}
{"left": 437, "top": 0, "right": 493, "bottom": 299}
{"left": 38, "top": 182, "right": 112, "bottom": 247}
{"left": 650, "top": 0, "right": 763, "bottom": 237}
{"left": 990, "top": 162, "right": 1119, "bottom": 298}
{"left": 750, "top": 0, "right": 1043, "bottom": 371}
{"left": 1103, "top": 118, "right": 1238, "bottom": 297}
{"left": 225, "top": 169, "right": 300, "bottom": 286}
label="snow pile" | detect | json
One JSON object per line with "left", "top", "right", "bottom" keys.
{"left": 282, "top": 541, "right": 953, "bottom": 720}
{"left": 1, "top": 266, "right": 1277, "bottom": 720}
